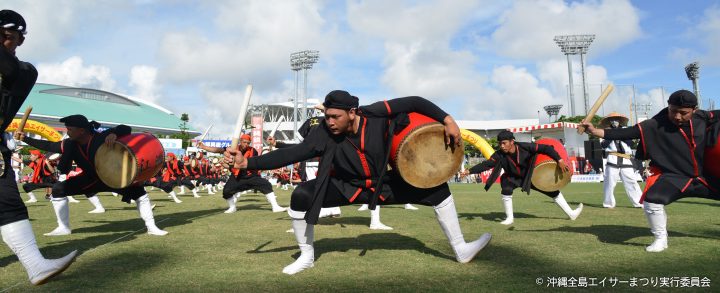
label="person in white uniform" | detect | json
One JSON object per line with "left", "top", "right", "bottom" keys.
{"left": 599, "top": 113, "right": 643, "bottom": 208}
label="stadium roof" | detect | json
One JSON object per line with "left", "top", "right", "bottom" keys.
{"left": 18, "top": 83, "right": 199, "bottom": 136}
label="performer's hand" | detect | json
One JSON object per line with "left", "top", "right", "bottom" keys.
{"left": 557, "top": 159, "right": 570, "bottom": 174}
{"left": 581, "top": 122, "right": 604, "bottom": 138}
{"left": 197, "top": 141, "right": 206, "bottom": 149}
{"left": 105, "top": 133, "right": 117, "bottom": 147}
{"left": 266, "top": 136, "right": 276, "bottom": 146}
{"left": 443, "top": 115, "right": 462, "bottom": 148}
{"left": 459, "top": 170, "right": 470, "bottom": 177}
{"left": 13, "top": 132, "right": 25, "bottom": 141}
{"left": 223, "top": 148, "right": 247, "bottom": 169}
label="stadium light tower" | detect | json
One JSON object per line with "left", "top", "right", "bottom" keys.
{"left": 554, "top": 34, "right": 595, "bottom": 116}
{"left": 543, "top": 104, "right": 563, "bottom": 123}
{"left": 290, "top": 50, "right": 320, "bottom": 140}
{"left": 684, "top": 61, "right": 700, "bottom": 108}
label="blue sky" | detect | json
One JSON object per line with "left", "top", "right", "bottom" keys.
{"left": 6, "top": 0, "right": 720, "bottom": 137}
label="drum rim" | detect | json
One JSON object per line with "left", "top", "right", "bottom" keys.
{"left": 94, "top": 140, "right": 140, "bottom": 189}
{"left": 530, "top": 161, "right": 571, "bottom": 192}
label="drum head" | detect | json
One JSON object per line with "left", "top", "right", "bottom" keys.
{"left": 531, "top": 161, "right": 571, "bottom": 192}
{"left": 95, "top": 142, "right": 138, "bottom": 189}
{"left": 395, "top": 123, "right": 464, "bottom": 189}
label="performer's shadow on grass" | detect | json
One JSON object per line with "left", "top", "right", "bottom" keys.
{"left": 248, "top": 233, "right": 454, "bottom": 262}
{"left": 458, "top": 212, "right": 563, "bottom": 222}
{"left": 519, "top": 224, "right": 719, "bottom": 246}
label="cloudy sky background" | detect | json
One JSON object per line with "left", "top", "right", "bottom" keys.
{"left": 5, "top": 0, "right": 720, "bottom": 137}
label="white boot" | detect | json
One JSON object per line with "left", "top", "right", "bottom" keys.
{"left": 44, "top": 197, "right": 71, "bottom": 236}
{"left": 224, "top": 194, "right": 238, "bottom": 214}
{"left": 434, "top": 195, "right": 491, "bottom": 263}
{"left": 87, "top": 195, "right": 106, "bottom": 214}
{"left": 404, "top": 203, "right": 419, "bottom": 210}
{"left": 265, "top": 192, "right": 287, "bottom": 212}
{"left": 25, "top": 191, "right": 38, "bottom": 203}
{"left": 206, "top": 184, "right": 215, "bottom": 195}
{"left": 369, "top": 206, "right": 393, "bottom": 230}
{"left": 554, "top": 193, "right": 583, "bottom": 220}
{"left": 1, "top": 220, "right": 78, "bottom": 285}
{"left": 168, "top": 191, "right": 182, "bottom": 203}
{"left": 282, "top": 209, "right": 314, "bottom": 275}
{"left": 66, "top": 196, "right": 80, "bottom": 203}
{"left": 500, "top": 195, "right": 514, "bottom": 225}
{"left": 357, "top": 204, "right": 368, "bottom": 211}
{"left": 178, "top": 185, "right": 186, "bottom": 195}
{"left": 329, "top": 207, "right": 341, "bottom": 217}
{"left": 136, "top": 195, "right": 168, "bottom": 236}
{"left": 111, "top": 192, "right": 118, "bottom": 197}
{"left": 192, "top": 188, "right": 200, "bottom": 198}
{"left": 319, "top": 208, "right": 331, "bottom": 218}
{"left": 644, "top": 202, "right": 668, "bottom": 252}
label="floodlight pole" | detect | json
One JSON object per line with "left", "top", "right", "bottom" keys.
{"left": 554, "top": 34, "right": 595, "bottom": 117}
{"left": 685, "top": 62, "right": 700, "bottom": 108}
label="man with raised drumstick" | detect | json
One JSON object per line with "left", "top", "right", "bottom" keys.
{"left": 226, "top": 90, "right": 491, "bottom": 275}
{"left": 461, "top": 131, "right": 582, "bottom": 225}
{"left": 582, "top": 90, "right": 720, "bottom": 252}
{"left": 1, "top": 9, "right": 77, "bottom": 285}
{"left": 198, "top": 134, "right": 286, "bottom": 213}
{"left": 18, "top": 114, "right": 168, "bottom": 236}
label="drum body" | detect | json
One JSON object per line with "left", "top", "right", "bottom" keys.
{"left": 530, "top": 138, "right": 571, "bottom": 192}
{"left": 95, "top": 133, "right": 165, "bottom": 189}
{"left": 390, "top": 113, "right": 464, "bottom": 189}
{"left": 705, "top": 136, "right": 720, "bottom": 178}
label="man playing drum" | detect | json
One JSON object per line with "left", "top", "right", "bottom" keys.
{"left": 461, "top": 131, "right": 583, "bottom": 225}
{"left": 226, "top": 90, "right": 491, "bottom": 275}
{"left": 1, "top": 9, "right": 77, "bottom": 285}
{"left": 19, "top": 114, "right": 168, "bottom": 236}
{"left": 582, "top": 90, "right": 720, "bottom": 252}
{"left": 198, "top": 134, "right": 286, "bottom": 214}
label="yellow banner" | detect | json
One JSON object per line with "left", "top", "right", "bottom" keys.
{"left": 460, "top": 129, "right": 495, "bottom": 159}
{"left": 6, "top": 119, "right": 63, "bottom": 142}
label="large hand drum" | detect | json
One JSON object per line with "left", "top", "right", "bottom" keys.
{"left": 531, "top": 138, "right": 571, "bottom": 192}
{"left": 95, "top": 133, "right": 165, "bottom": 189}
{"left": 390, "top": 113, "right": 464, "bottom": 189}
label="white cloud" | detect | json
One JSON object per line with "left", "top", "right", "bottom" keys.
{"left": 129, "top": 65, "right": 161, "bottom": 103}
{"left": 696, "top": 5, "right": 720, "bottom": 65}
{"left": 490, "top": 0, "right": 642, "bottom": 60}
{"left": 36, "top": 56, "right": 116, "bottom": 91}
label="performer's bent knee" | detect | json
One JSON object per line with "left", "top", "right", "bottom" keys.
{"left": 643, "top": 194, "right": 672, "bottom": 205}
{"left": 289, "top": 187, "right": 313, "bottom": 212}
{"left": 51, "top": 183, "right": 68, "bottom": 198}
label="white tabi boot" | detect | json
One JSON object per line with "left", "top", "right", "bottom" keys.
{"left": 434, "top": 195, "right": 492, "bottom": 263}
{"left": 136, "top": 195, "right": 168, "bottom": 236}
{"left": 329, "top": 207, "right": 341, "bottom": 217}
{"left": 66, "top": 196, "right": 80, "bottom": 203}
{"left": 178, "top": 185, "right": 186, "bottom": 195}
{"left": 168, "top": 191, "right": 182, "bottom": 203}
{"left": 644, "top": 202, "right": 668, "bottom": 252}
{"left": 282, "top": 209, "right": 314, "bottom": 275}
{"left": 111, "top": 192, "right": 118, "bottom": 197}
{"left": 500, "top": 195, "right": 514, "bottom": 225}
{"left": 25, "top": 191, "right": 38, "bottom": 203}
{"left": 357, "top": 204, "right": 368, "bottom": 211}
{"left": 265, "top": 192, "right": 287, "bottom": 213}
{"left": 404, "top": 203, "right": 419, "bottom": 210}
{"left": 553, "top": 192, "right": 583, "bottom": 220}
{"left": 44, "top": 197, "right": 71, "bottom": 236}
{"left": 224, "top": 193, "right": 238, "bottom": 214}
{"left": 206, "top": 184, "right": 215, "bottom": 195}
{"left": 2, "top": 220, "right": 78, "bottom": 285}
{"left": 369, "top": 206, "right": 393, "bottom": 230}
{"left": 87, "top": 195, "right": 106, "bottom": 214}
{"left": 192, "top": 188, "right": 201, "bottom": 198}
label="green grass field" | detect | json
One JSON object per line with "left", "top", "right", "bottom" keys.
{"left": 1, "top": 183, "right": 718, "bottom": 292}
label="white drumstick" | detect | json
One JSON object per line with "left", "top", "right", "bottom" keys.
{"left": 269, "top": 116, "right": 284, "bottom": 138}
{"left": 231, "top": 84, "right": 253, "bottom": 149}
{"left": 198, "top": 123, "right": 214, "bottom": 143}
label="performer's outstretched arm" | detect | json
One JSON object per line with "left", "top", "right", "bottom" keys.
{"left": 468, "top": 154, "right": 499, "bottom": 174}
{"left": 22, "top": 137, "right": 63, "bottom": 153}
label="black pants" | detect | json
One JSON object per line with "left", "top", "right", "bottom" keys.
{"left": 22, "top": 176, "right": 56, "bottom": 192}
{"left": 644, "top": 176, "right": 720, "bottom": 205}
{"left": 289, "top": 172, "right": 451, "bottom": 211}
{"left": 222, "top": 175, "right": 273, "bottom": 199}
{"left": 177, "top": 178, "right": 196, "bottom": 190}
{"left": 52, "top": 173, "right": 145, "bottom": 203}
{"left": 0, "top": 164, "right": 28, "bottom": 226}
{"left": 500, "top": 175, "right": 559, "bottom": 198}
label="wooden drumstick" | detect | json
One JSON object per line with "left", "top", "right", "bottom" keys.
{"left": 577, "top": 84, "right": 614, "bottom": 134}
{"left": 230, "top": 84, "right": 253, "bottom": 150}
{"left": 197, "top": 123, "right": 213, "bottom": 145}
{"left": 14, "top": 106, "right": 33, "bottom": 140}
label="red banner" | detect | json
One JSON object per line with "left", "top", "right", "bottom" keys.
{"left": 251, "top": 114, "right": 264, "bottom": 153}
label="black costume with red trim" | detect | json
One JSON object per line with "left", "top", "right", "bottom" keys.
{"left": 23, "top": 125, "right": 146, "bottom": 203}
{"left": 223, "top": 146, "right": 273, "bottom": 199}
{"left": 0, "top": 47, "right": 37, "bottom": 225}
{"left": 468, "top": 142, "right": 562, "bottom": 197}
{"left": 21, "top": 157, "right": 57, "bottom": 193}
{"left": 246, "top": 96, "right": 450, "bottom": 224}
{"left": 604, "top": 108, "right": 720, "bottom": 205}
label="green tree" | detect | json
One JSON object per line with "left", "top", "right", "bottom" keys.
{"left": 170, "top": 113, "right": 192, "bottom": 149}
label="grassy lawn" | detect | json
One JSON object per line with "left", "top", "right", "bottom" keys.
{"left": 1, "top": 182, "right": 718, "bottom": 292}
